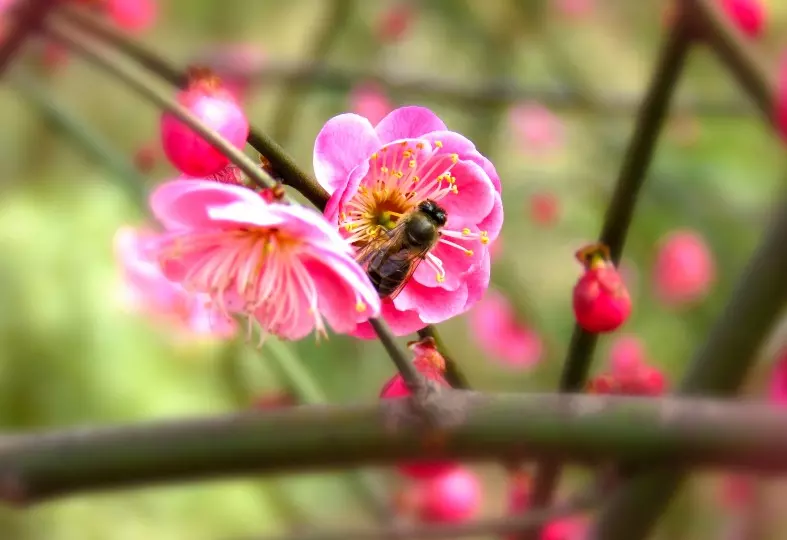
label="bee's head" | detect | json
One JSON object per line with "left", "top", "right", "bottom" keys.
{"left": 417, "top": 199, "right": 447, "bottom": 227}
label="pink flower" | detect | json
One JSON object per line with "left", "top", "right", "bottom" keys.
{"left": 608, "top": 334, "right": 646, "bottom": 374}
{"left": 768, "top": 349, "right": 787, "bottom": 406}
{"left": 349, "top": 84, "right": 392, "bottom": 126}
{"left": 509, "top": 102, "right": 564, "bottom": 155}
{"left": 541, "top": 517, "right": 587, "bottom": 540}
{"left": 376, "top": 2, "right": 415, "bottom": 43}
{"left": 416, "top": 467, "right": 481, "bottom": 524}
{"left": 553, "top": 0, "right": 595, "bottom": 19}
{"left": 146, "top": 180, "right": 381, "bottom": 340}
{"left": 775, "top": 50, "right": 787, "bottom": 142}
{"left": 113, "top": 226, "right": 236, "bottom": 339}
{"left": 719, "top": 0, "right": 766, "bottom": 38}
{"left": 313, "top": 106, "right": 503, "bottom": 337}
{"left": 469, "top": 289, "right": 543, "bottom": 369}
{"left": 653, "top": 229, "right": 715, "bottom": 307}
{"left": 529, "top": 190, "right": 560, "bottom": 227}
{"left": 193, "top": 43, "right": 267, "bottom": 103}
{"left": 107, "top": 0, "right": 157, "bottom": 33}
{"left": 573, "top": 244, "right": 631, "bottom": 333}
{"left": 161, "top": 75, "right": 249, "bottom": 177}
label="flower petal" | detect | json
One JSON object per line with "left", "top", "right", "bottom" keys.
{"left": 313, "top": 113, "right": 380, "bottom": 196}
{"left": 151, "top": 179, "right": 264, "bottom": 230}
{"left": 478, "top": 191, "right": 504, "bottom": 242}
{"left": 394, "top": 281, "right": 469, "bottom": 324}
{"left": 437, "top": 160, "right": 494, "bottom": 225}
{"left": 324, "top": 159, "right": 370, "bottom": 225}
{"left": 412, "top": 235, "right": 485, "bottom": 291}
{"left": 351, "top": 300, "right": 426, "bottom": 338}
{"left": 422, "top": 131, "right": 501, "bottom": 193}
{"left": 464, "top": 253, "right": 491, "bottom": 309}
{"left": 375, "top": 106, "right": 447, "bottom": 144}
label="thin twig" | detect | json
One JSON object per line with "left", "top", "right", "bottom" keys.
{"left": 237, "top": 487, "right": 599, "bottom": 540}
{"left": 2, "top": 393, "right": 787, "bottom": 506}
{"left": 45, "top": 23, "right": 280, "bottom": 193}
{"left": 370, "top": 318, "right": 424, "bottom": 392}
{"left": 54, "top": 4, "right": 331, "bottom": 209}
{"left": 526, "top": 17, "right": 693, "bottom": 523}
{"left": 0, "top": 0, "right": 59, "bottom": 76}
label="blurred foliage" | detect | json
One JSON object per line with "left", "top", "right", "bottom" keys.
{"left": 0, "top": 0, "right": 787, "bottom": 538}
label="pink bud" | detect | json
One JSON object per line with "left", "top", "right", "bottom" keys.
{"left": 349, "top": 84, "right": 392, "bottom": 126}
{"left": 509, "top": 102, "right": 564, "bottom": 155}
{"left": 529, "top": 191, "right": 560, "bottom": 227}
{"left": 719, "top": 0, "right": 766, "bottom": 38}
{"left": 376, "top": 2, "right": 415, "bottom": 43}
{"left": 380, "top": 353, "right": 456, "bottom": 479}
{"left": 573, "top": 245, "right": 631, "bottom": 334}
{"left": 417, "top": 468, "right": 481, "bottom": 524}
{"left": 107, "top": 0, "right": 157, "bottom": 33}
{"left": 541, "top": 517, "right": 587, "bottom": 540}
{"left": 653, "top": 230, "right": 715, "bottom": 307}
{"left": 160, "top": 77, "right": 250, "bottom": 177}
{"left": 609, "top": 335, "right": 646, "bottom": 375}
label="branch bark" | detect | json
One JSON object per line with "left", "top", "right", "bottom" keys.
{"left": 2, "top": 393, "right": 787, "bottom": 506}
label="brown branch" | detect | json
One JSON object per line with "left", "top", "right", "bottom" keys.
{"left": 0, "top": 0, "right": 59, "bottom": 76}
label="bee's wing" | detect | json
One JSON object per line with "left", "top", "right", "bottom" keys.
{"left": 353, "top": 222, "right": 409, "bottom": 268}
{"left": 386, "top": 244, "right": 434, "bottom": 301}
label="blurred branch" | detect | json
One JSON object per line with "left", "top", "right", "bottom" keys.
{"left": 54, "top": 4, "right": 330, "bottom": 209}
{"left": 590, "top": 183, "right": 787, "bottom": 537}
{"left": 0, "top": 0, "right": 58, "bottom": 76}
{"left": 687, "top": 0, "right": 774, "bottom": 120}
{"left": 46, "top": 22, "right": 280, "bottom": 192}
{"left": 197, "top": 60, "right": 755, "bottom": 118}
{"left": 10, "top": 69, "right": 147, "bottom": 206}
{"left": 526, "top": 17, "right": 693, "bottom": 524}
{"left": 238, "top": 486, "right": 599, "bottom": 540}
{"left": 4, "top": 393, "right": 787, "bottom": 505}
{"left": 269, "top": 0, "right": 354, "bottom": 144}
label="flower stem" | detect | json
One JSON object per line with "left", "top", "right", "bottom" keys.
{"left": 239, "top": 486, "right": 600, "bottom": 540}
{"left": 526, "top": 17, "right": 693, "bottom": 524}
{"left": 3, "top": 393, "right": 787, "bottom": 506}
{"left": 369, "top": 318, "right": 424, "bottom": 393}
{"left": 46, "top": 23, "right": 279, "bottom": 193}
{"left": 0, "top": 0, "right": 59, "bottom": 76}
{"left": 55, "top": 4, "right": 331, "bottom": 209}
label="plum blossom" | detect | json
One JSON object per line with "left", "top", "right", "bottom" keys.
{"left": 113, "top": 226, "right": 236, "bottom": 339}
{"left": 469, "top": 289, "right": 543, "bottom": 369}
{"left": 509, "top": 102, "right": 564, "bottom": 155}
{"left": 349, "top": 83, "right": 393, "bottom": 126}
{"left": 313, "top": 106, "right": 503, "bottom": 337}
{"left": 145, "top": 180, "right": 381, "bottom": 341}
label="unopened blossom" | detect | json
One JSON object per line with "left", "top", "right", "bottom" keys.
{"left": 113, "top": 226, "right": 236, "bottom": 339}
{"left": 417, "top": 467, "right": 481, "bottom": 524}
{"left": 107, "top": 0, "right": 157, "bottom": 33}
{"left": 469, "top": 289, "right": 543, "bottom": 369}
{"left": 314, "top": 106, "right": 503, "bottom": 337}
{"left": 573, "top": 243, "right": 631, "bottom": 333}
{"left": 509, "top": 102, "right": 564, "bottom": 155}
{"left": 380, "top": 337, "right": 457, "bottom": 479}
{"left": 719, "top": 0, "right": 766, "bottom": 38}
{"left": 349, "top": 83, "right": 392, "bottom": 126}
{"left": 587, "top": 335, "right": 666, "bottom": 396}
{"left": 653, "top": 229, "right": 715, "bottom": 307}
{"left": 161, "top": 72, "right": 249, "bottom": 177}
{"left": 147, "top": 180, "right": 381, "bottom": 341}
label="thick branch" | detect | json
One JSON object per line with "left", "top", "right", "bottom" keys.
{"left": 527, "top": 17, "right": 693, "bottom": 517}
{"left": 3, "top": 394, "right": 787, "bottom": 506}
{"left": 0, "top": 0, "right": 58, "bottom": 76}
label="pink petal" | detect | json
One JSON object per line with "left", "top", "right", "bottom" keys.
{"left": 394, "top": 281, "right": 469, "bottom": 324}
{"left": 375, "top": 106, "right": 447, "bottom": 144}
{"left": 303, "top": 249, "right": 381, "bottom": 318}
{"left": 438, "top": 160, "right": 494, "bottom": 225}
{"left": 413, "top": 234, "right": 485, "bottom": 291}
{"left": 464, "top": 253, "right": 491, "bottom": 309}
{"left": 351, "top": 300, "right": 426, "bottom": 338}
{"left": 313, "top": 113, "right": 380, "bottom": 196}
{"left": 150, "top": 179, "right": 263, "bottom": 230}
{"left": 422, "top": 131, "right": 501, "bottom": 193}
{"left": 324, "top": 160, "right": 371, "bottom": 225}
{"left": 478, "top": 192, "right": 504, "bottom": 241}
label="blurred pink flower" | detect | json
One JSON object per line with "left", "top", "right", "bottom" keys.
{"left": 529, "top": 190, "right": 560, "bottom": 227}
{"left": 775, "top": 50, "right": 787, "bottom": 142}
{"left": 653, "top": 229, "right": 716, "bottom": 307}
{"left": 113, "top": 226, "right": 236, "bottom": 339}
{"left": 107, "top": 0, "right": 157, "bottom": 33}
{"left": 314, "top": 106, "right": 503, "bottom": 337}
{"left": 541, "top": 517, "right": 587, "bottom": 540}
{"left": 609, "top": 334, "right": 646, "bottom": 375}
{"left": 147, "top": 179, "right": 381, "bottom": 340}
{"left": 417, "top": 467, "right": 481, "bottom": 524}
{"left": 349, "top": 84, "right": 392, "bottom": 126}
{"left": 469, "top": 289, "right": 543, "bottom": 368}
{"left": 195, "top": 43, "right": 267, "bottom": 103}
{"left": 719, "top": 0, "right": 766, "bottom": 38}
{"left": 553, "top": 0, "right": 595, "bottom": 19}
{"left": 376, "top": 2, "right": 416, "bottom": 43}
{"left": 509, "top": 102, "right": 564, "bottom": 154}
{"left": 588, "top": 334, "right": 667, "bottom": 396}
{"left": 768, "top": 349, "right": 787, "bottom": 405}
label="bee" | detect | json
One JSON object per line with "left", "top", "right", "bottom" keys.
{"left": 355, "top": 199, "right": 447, "bottom": 299}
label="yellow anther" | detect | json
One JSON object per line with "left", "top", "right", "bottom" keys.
{"left": 394, "top": 170, "right": 404, "bottom": 179}
{"left": 381, "top": 146, "right": 388, "bottom": 152}
{"left": 465, "top": 249, "right": 474, "bottom": 257}
{"left": 462, "top": 227, "right": 471, "bottom": 236}
{"left": 416, "top": 142, "right": 425, "bottom": 149}
{"left": 480, "top": 231, "right": 489, "bottom": 245}
{"left": 412, "top": 176, "right": 420, "bottom": 183}
{"left": 435, "top": 141, "right": 443, "bottom": 148}
{"left": 403, "top": 150, "right": 412, "bottom": 158}
{"left": 371, "top": 153, "right": 378, "bottom": 160}
{"left": 450, "top": 175, "right": 457, "bottom": 184}
{"left": 380, "top": 166, "right": 389, "bottom": 174}
{"left": 400, "top": 141, "right": 408, "bottom": 147}
{"left": 450, "top": 153, "right": 459, "bottom": 164}
{"left": 355, "top": 301, "right": 367, "bottom": 312}
{"left": 409, "top": 159, "right": 417, "bottom": 168}
{"left": 436, "top": 274, "right": 445, "bottom": 283}
{"left": 450, "top": 185, "right": 458, "bottom": 194}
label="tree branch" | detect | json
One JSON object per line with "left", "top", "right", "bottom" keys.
{"left": 0, "top": 0, "right": 59, "bottom": 76}
{"left": 3, "top": 393, "right": 787, "bottom": 506}
{"left": 238, "top": 486, "right": 599, "bottom": 540}
{"left": 527, "top": 17, "right": 693, "bottom": 522}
